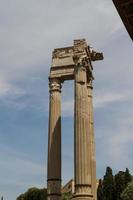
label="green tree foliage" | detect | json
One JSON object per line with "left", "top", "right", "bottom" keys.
{"left": 16, "top": 187, "right": 47, "bottom": 200}
{"left": 97, "top": 168, "right": 132, "bottom": 200}
{"left": 17, "top": 194, "right": 25, "bottom": 200}
{"left": 114, "top": 168, "right": 132, "bottom": 200}
{"left": 62, "top": 192, "right": 72, "bottom": 200}
{"left": 102, "top": 167, "right": 115, "bottom": 200}
{"left": 97, "top": 179, "right": 103, "bottom": 200}
{"left": 121, "top": 182, "right": 133, "bottom": 200}
{"left": 124, "top": 168, "right": 132, "bottom": 187}
{"left": 115, "top": 171, "right": 125, "bottom": 200}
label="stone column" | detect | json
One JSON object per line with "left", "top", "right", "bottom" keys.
{"left": 47, "top": 78, "right": 62, "bottom": 200}
{"left": 73, "top": 62, "right": 93, "bottom": 200}
{"left": 87, "top": 79, "right": 96, "bottom": 200}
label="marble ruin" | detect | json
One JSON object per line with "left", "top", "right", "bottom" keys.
{"left": 47, "top": 39, "right": 103, "bottom": 200}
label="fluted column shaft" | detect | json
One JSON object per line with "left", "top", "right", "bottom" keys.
{"left": 73, "top": 63, "right": 93, "bottom": 200}
{"left": 87, "top": 80, "right": 96, "bottom": 200}
{"left": 47, "top": 78, "right": 62, "bottom": 200}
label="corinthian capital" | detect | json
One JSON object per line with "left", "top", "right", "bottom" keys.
{"left": 49, "top": 78, "right": 62, "bottom": 93}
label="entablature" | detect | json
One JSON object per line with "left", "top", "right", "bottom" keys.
{"left": 49, "top": 39, "right": 103, "bottom": 82}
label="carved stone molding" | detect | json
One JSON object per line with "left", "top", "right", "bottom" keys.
{"left": 49, "top": 78, "right": 62, "bottom": 93}
{"left": 47, "top": 180, "right": 61, "bottom": 195}
{"left": 50, "top": 39, "right": 103, "bottom": 82}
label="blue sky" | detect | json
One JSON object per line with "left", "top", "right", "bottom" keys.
{"left": 0, "top": 0, "right": 133, "bottom": 199}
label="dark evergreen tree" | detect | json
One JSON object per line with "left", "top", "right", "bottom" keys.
{"left": 97, "top": 179, "right": 103, "bottom": 200}
{"left": 124, "top": 168, "right": 132, "bottom": 187}
{"left": 102, "top": 167, "right": 115, "bottom": 200}
{"left": 115, "top": 171, "right": 125, "bottom": 200}
{"left": 121, "top": 181, "right": 133, "bottom": 200}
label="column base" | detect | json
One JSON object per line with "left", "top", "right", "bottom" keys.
{"left": 47, "top": 180, "right": 61, "bottom": 200}
{"left": 72, "top": 193, "right": 94, "bottom": 200}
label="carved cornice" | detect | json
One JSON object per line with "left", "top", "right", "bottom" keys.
{"left": 50, "top": 39, "right": 103, "bottom": 82}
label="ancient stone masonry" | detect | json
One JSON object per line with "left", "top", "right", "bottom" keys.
{"left": 47, "top": 39, "right": 103, "bottom": 200}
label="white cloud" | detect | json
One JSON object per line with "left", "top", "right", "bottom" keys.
{"left": 95, "top": 98, "right": 133, "bottom": 177}
{"left": 94, "top": 92, "right": 130, "bottom": 108}
{"left": 0, "top": 145, "right": 46, "bottom": 200}
{"left": 0, "top": 146, "right": 46, "bottom": 185}
{"left": 0, "top": 0, "right": 122, "bottom": 82}
{"left": 61, "top": 91, "right": 132, "bottom": 117}
{"left": 0, "top": 81, "right": 12, "bottom": 97}
{"left": 0, "top": 80, "right": 26, "bottom": 98}
{"left": 107, "top": 128, "right": 133, "bottom": 172}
